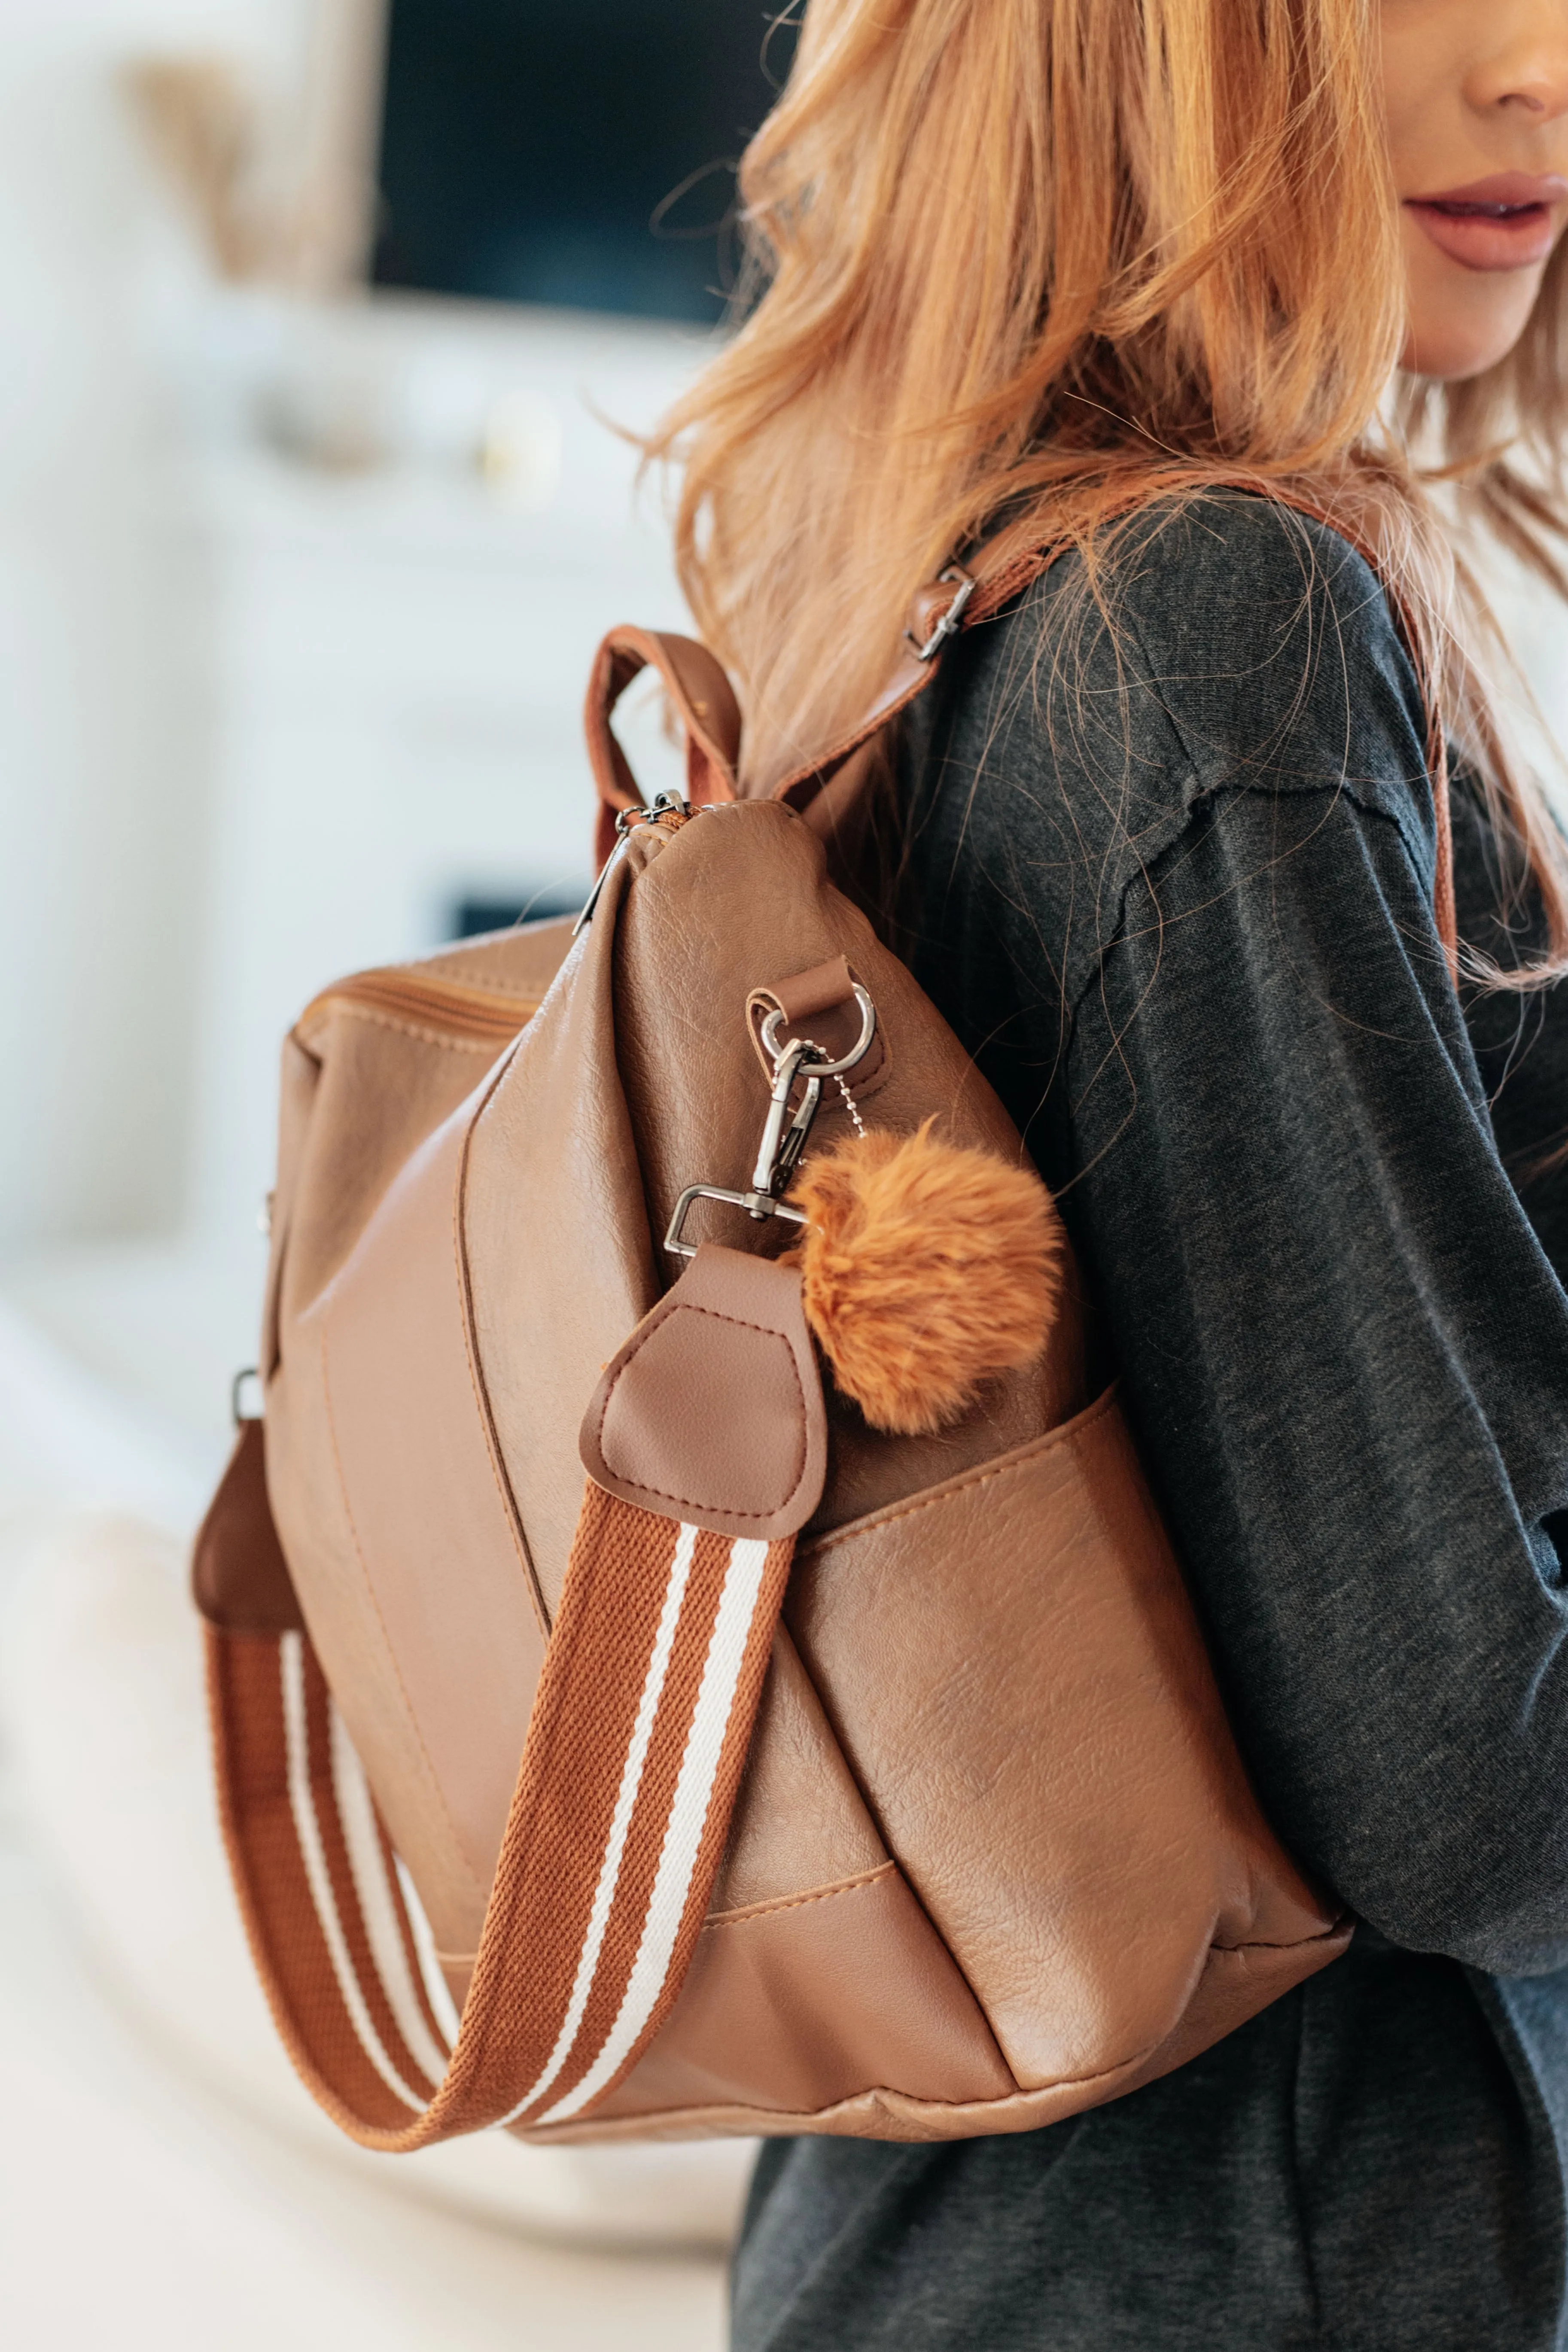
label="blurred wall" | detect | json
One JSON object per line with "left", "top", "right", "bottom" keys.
{"left": 0, "top": 1, "right": 308, "bottom": 1246}
{"left": 0, "top": 0, "right": 699, "bottom": 1257}
{"left": 176, "top": 298, "right": 695, "bottom": 1247}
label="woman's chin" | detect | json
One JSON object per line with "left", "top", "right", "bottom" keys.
{"left": 1399, "top": 302, "right": 1539, "bottom": 381}
{"left": 1397, "top": 236, "right": 1545, "bottom": 380}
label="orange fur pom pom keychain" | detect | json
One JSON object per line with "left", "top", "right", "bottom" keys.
{"left": 783, "top": 1120, "right": 1063, "bottom": 1436}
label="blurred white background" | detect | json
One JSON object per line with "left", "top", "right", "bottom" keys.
{"left": 0, "top": 3, "right": 745, "bottom": 2346}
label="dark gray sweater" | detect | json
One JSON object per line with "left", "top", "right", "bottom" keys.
{"left": 732, "top": 496, "right": 1568, "bottom": 2351}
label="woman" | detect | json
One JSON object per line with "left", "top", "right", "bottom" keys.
{"left": 652, "top": 1, "right": 1568, "bottom": 2345}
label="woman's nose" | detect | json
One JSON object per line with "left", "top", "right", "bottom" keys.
{"left": 1464, "top": 0, "right": 1568, "bottom": 121}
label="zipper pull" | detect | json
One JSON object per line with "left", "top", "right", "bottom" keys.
{"left": 573, "top": 793, "right": 690, "bottom": 935}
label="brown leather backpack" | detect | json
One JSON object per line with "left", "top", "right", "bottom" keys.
{"left": 193, "top": 516, "right": 1428, "bottom": 2155}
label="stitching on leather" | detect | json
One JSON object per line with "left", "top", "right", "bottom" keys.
{"left": 408, "top": 958, "right": 554, "bottom": 998}
{"left": 704, "top": 1859, "right": 895, "bottom": 1928}
{"left": 594, "top": 1299, "right": 810, "bottom": 1519}
{"left": 801, "top": 1384, "right": 1122, "bottom": 1558}
{"left": 319, "top": 1312, "right": 487, "bottom": 1905}
{"left": 301, "top": 1004, "right": 515, "bottom": 1054}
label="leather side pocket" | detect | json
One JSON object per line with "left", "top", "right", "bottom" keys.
{"left": 592, "top": 1619, "right": 1016, "bottom": 2121}
{"left": 594, "top": 1855, "right": 1015, "bottom": 2121}
{"left": 786, "top": 1388, "right": 1342, "bottom": 2093}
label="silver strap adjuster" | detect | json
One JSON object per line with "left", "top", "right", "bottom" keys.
{"left": 905, "top": 564, "right": 976, "bottom": 662}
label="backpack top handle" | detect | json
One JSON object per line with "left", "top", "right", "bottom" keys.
{"left": 583, "top": 626, "right": 742, "bottom": 866}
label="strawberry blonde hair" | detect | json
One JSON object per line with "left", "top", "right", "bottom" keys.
{"left": 647, "top": 0, "right": 1568, "bottom": 976}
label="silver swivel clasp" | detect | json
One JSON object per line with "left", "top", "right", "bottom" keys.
{"left": 664, "top": 983, "right": 877, "bottom": 1257}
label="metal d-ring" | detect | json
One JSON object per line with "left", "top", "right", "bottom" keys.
{"left": 757, "top": 983, "right": 876, "bottom": 1081}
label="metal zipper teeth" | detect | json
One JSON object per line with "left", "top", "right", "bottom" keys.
{"left": 296, "top": 968, "right": 542, "bottom": 1047}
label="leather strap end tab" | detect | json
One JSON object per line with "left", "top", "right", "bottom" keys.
{"left": 758, "top": 955, "right": 855, "bottom": 1027}
{"left": 192, "top": 1418, "right": 306, "bottom": 1634}
{"left": 579, "top": 1244, "right": 828, "bottom": 1542}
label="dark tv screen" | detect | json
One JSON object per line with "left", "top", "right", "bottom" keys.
{"left": 371, "top": 0, "right": 789, "bottom": 323}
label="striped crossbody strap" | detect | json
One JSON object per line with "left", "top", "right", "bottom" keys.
{"left": 200, "top": 1246, "right": 825, "bottom": 2151}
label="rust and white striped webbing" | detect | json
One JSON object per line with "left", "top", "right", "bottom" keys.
{"left": 207, "top": 1482, "right": 793, "bottom": 2149}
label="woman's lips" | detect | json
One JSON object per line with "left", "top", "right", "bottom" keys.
{"left": 1406, "top": 171, "right": 1568, "bottom": 272}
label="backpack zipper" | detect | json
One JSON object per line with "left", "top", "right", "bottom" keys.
{"left": 574, "top": 791, "right": 692, "bottom": 934}
{"left": 296, "top": 967, "right": 542, "bottom": 1049}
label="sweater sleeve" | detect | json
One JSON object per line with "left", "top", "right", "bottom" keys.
{"left": 1063, "top": 778, "right": 1568, "bottom": 1974}
{"left": 1451, "top": 773, "right": 1568, "bottom": 1282}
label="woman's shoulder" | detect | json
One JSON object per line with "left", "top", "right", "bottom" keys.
{"left": 950, "top": 487, "right": 1438, "bottom": 872}
{"left": 1093, "top": 486, "right": 1420, "bottom": 697}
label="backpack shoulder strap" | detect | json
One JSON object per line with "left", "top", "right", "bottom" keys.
{"left": 579, "top": 492, "right": 1454, "bottom": 964}
{"left": 767, "top": 490, "right": 1458, "bottom": 968}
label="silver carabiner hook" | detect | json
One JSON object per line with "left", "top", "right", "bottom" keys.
{"left": 749, "top": 1039, "right": 820, "bottom": 1199}
{"left": 664, "top": 981, "right": 878, "bottom": 1256}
